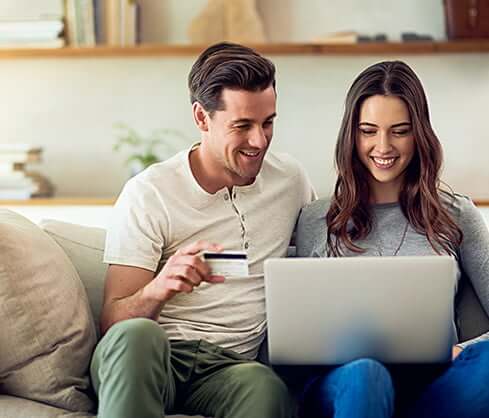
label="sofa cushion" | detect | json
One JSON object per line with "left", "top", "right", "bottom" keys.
{"left": 456, "top": 273, "right": 489, "bottom": 342}
{"left": 0, "top": 210, "right": 96, "bottom": 413}
{"left": 40, "top": 220, "right": 107, "bottom": 338}
{"left": 0, "top": 394, "right": 93, "bottom": 418}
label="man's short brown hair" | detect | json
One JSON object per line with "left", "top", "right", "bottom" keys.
{"left": 188, "top": 42, "right": 276, "bottom": 115}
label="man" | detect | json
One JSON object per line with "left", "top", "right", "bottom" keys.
{"left": 90, "top": 42, "right": 315, "bottom": 418}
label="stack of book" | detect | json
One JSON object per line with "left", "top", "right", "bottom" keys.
{"left": 65, "top": 0, "right": 140, "bottom": 47}
{"left": 0, "top": 0, "right": 65, "bottom": 49}
{"left": 0, "top": 145, "right": 54, "bottom": 200}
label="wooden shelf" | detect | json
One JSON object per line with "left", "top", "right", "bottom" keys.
{"left": 0, "top": 198, "right": 115, "bottom": 206}
{"left": 1, "top": 41, "right": 489, "bottom": 59}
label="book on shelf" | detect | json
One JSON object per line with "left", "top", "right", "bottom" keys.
{"left": 105, "top": 0, "right": 140, "bottom": 46}
{"left": 64, "top": 0, "right": 95, "bottom": 46}
{"left": 0, "top": 188, "right": 35, "bottom": 200}
{"left": 64, "top": 0, "right": 76, "bottom": 45}
{"left": 0, "top": 172, "right": 53, "bottom": 197}
{"left": 0, "top": 174, "right": 36, "bottom": 188}
{"left": 0, "top": 161, "right": 24, "bottom": 173}
{"left": 0, "top": 38, "right": 65, "bottom": 49}
{"left": 0, "top": 145, "right": 53, "bottom": 199}
{"left": 122, "top": 0, "right": 138, "bottom": 46}
{"left": 93, "top": 0, "right": 105, "bottom": 43}
{"left": 0, "top": 0, "right": 64, "bottom": 21}
{"left": 0, "top": 0, "right": 64, "bottom": 49}
{"left": 0, "top": 31, "right": 63, "bottom": 41}
{"left": 0, "top": 148, "right": 42, "bottom": 164}
{"left": 0, "top": 144, "right": 43, "bottom": 152}
{"left": 79, "top": 0, "right": 96, "bottom": 46}
{"left": 0, "top": 19, "right": 63, "bottom": 36}
{"left": 105, "top": 0, "right": 121, "bottom": 45}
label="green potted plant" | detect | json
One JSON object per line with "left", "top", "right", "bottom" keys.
{"left": 113, "top": 123, "right": 190, "bottom": 176}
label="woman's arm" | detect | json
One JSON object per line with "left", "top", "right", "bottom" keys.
{"left": 455, "top": 196, "right": 489, "bottom": 349}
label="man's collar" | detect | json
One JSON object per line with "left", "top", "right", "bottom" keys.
{"left": 182, "top": 143, "right": 264, "bottom": 208}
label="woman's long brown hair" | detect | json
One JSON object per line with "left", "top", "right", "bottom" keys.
{"left": 326, "top": 61, "right": 463, "bottom": 257}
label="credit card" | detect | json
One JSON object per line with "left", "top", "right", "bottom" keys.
{"left": 202, "top": 251, "right": 249, "bottom": 277}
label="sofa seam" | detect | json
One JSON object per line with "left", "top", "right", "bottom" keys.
{"left": 44, "top": 231, "right": 104, "bottom": 252}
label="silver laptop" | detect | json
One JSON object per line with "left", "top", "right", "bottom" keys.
{"left": 264, "top": 256, "right": 457, "bottom": 365}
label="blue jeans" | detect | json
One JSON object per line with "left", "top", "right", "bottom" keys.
{"left": 297, "top": 358, "right": 394, "bottom": 418}
{"left": 294, "top": 340, "right": 489, "bottom": 418}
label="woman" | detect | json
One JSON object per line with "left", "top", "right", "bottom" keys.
{"left": 295, "top": 61, "right": 489, "bottom": 418}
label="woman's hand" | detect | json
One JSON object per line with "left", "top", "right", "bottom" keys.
{"left": 452, "top": 345, "right": 463, "bottom": 360}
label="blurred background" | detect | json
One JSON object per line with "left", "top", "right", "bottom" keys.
{"left": 0, "top": 0, "right": 488, "bottom": 201}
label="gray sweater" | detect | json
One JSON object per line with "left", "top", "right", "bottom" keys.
{"left": 296, "top": 194, "right": 489, "bottom": 348}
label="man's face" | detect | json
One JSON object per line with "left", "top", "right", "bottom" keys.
{"left": 203, "top": 86, "right": 276, "bottom": 186}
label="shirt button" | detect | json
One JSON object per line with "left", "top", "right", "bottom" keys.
{"left": 241, "top": 215, "right": 245, "bottom": 221}
{"left": 244, "top": 242, "right": 249, "bottom": 250}
{"left": 224, "top": 194, "right": 229, "bottom": 201}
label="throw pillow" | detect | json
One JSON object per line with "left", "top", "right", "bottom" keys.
{"left": 0, "top": 210, "right": 96, "bottom": 412}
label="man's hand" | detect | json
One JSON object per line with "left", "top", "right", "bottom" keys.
{"left": 452, "top": 345, "right": 463, "bottom": 360}
{"left": 142, "top": 240, "right": 225, "bottom": 303}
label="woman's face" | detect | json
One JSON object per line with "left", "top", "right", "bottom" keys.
{"left": 355, "top": 95, "right": 416, "bottom": 203}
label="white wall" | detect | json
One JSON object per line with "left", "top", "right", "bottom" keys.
{"left": 1, "top": 0, "right": 488, "bottom": 199}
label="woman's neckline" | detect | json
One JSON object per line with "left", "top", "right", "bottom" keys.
{"left": 371, "top": 201, "right": 400, "bottom": 209}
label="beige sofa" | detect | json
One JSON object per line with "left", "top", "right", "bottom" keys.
{"left": 1, "top": 216, "right": 489, "bottom": 418}
{"left": 0, "top": 217, "right": 203, "bottom": 418}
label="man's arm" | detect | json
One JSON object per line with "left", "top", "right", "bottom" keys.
{"left": 100, "top": 265, "right": 160, "bottom": 336}
{"left": 100, "top": 241, "right": 225, "bottom": 336}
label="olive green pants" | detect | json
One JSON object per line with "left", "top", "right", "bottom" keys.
{"left": 90, "top": 318, "right": 294, "bottom": 418}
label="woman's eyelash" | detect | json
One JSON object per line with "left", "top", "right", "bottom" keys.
{"left": 359, "top": 129, "right": 410, "bottom": 135}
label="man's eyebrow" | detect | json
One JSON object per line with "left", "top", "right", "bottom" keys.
{"left": 230, "top": 113, "right": 277, "bottom": 125}
{"left": 231, "top": 118, "right": 252, "bottom": 125}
